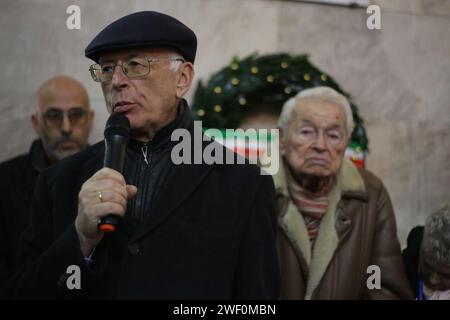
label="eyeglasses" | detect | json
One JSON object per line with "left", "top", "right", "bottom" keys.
{"left": 41, "top": 108, "right": 88, "bottom": 128}
{"left": 89, "top": 56, "right": 185, "bottom": 83}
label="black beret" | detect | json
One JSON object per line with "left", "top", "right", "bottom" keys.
{"left": 85, "top": 11, "right": 197, "bottom": 63}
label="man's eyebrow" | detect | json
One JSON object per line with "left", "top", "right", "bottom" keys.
{"left": 45, "top": 106, "right": 85, "bottom": 110}
{"left": 296, "top": 120, "right": 344, "bottom": 131}
{"left": 326, "top": 124, "right": 344, "bottom": 131}
{"left": 126, "top": 53, "right": 141, "bottom": 59}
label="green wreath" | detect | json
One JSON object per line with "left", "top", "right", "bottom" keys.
{"left": 191, "top": 52, "right": 368, "bottom": 151}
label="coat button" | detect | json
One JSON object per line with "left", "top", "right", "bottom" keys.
{"left": 128, "top": 243, "right": 140, "bottom": 255}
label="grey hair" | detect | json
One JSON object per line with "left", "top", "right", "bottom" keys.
{"left": 420, "top": 204, "right": 450, "bottom": 267}
{"left": 169, "top": 55, "right": 184, "bottom": 72}
{"left": 278, "top": 86, "right": 354, "bottom": 139}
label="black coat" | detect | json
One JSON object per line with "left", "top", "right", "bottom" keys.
{"left": 11, "top": 136, "right": 280, "bottom": 299}
{"left": 0, "top": 140, "right": 47, "bottom": 291}
{"left": 402, "top": 226, "right": 424, "bottom": 299}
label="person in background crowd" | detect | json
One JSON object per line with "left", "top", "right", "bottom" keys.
{"left": 417, "top": 205, "right": 450, "bottom": 300}
{"left": 0, "top": 75, "right": 93, "bottom": 296}
{"left": 275, "top": 86, "right": 413, "bottom": 299}
{"left": 402, "top": 225, "right": 424, "bottom": 298}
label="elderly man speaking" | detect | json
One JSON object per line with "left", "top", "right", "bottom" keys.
{"left": 275, "top": 86, "right": 412, "bottom": 299}
{"left": 10, "top": 11, "right": 279, "bottom": 299}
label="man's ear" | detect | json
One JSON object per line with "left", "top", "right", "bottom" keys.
{"left": 31, "top": 113, "right": 40, "bottom": 135}
{"left": 176, "top": 62, "right": 194, "bottom": 98}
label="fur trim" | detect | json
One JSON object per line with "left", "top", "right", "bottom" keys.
{"left": 305, "top": 183, "right": 340, "bottom": 299}
{"left": 280, "top": 201, "right": 312, "bottom": 266}
{"left": 339, "top": 158, "right": 366, "bottom": 194}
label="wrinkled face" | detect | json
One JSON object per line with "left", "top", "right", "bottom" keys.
{"left": 99, "top": 48, "right": 192, "bottom": 140}
{"left": 33, "top": 79, "right": 93, "bottom": 162}
{"left": 281, "top": 98, "right": 348, "bottom": 177}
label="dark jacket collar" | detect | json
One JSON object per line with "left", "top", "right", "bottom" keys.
{"left": 127, "top": 99, "right": 192, "bottom": 152}
{"left": 80, "top": 99, "right": 192, "bottom": 176}
{"left": 28, "top": 139, "right": 50, "bottom": 173}
{"left": 79, "top": 99, "right": 212, "bottom": 242}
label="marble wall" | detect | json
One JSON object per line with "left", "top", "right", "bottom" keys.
{"left": 0, "top": 0, "right": 449, "bottom": 246}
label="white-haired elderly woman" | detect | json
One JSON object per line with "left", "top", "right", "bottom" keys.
{"left": 275, "top": 86, "right": 412, "bottom": 299}
{"left": 418, "top": 205, "right": 450, "bottom": 300}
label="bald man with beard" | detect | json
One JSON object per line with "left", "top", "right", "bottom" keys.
{"left": 0, "top": 75, "right": 94, "bottom": 295}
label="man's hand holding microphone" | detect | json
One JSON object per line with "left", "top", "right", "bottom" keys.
{"left": 75, "top": 113, "right": 136, "bottom": 256}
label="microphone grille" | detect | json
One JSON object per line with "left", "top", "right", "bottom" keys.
{"left": 104, "top": 113, "right": 131, "bottom": 138}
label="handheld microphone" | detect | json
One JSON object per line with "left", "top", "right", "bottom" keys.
{"left": 97, "top": 112, "right": 130, "bottom": 233}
